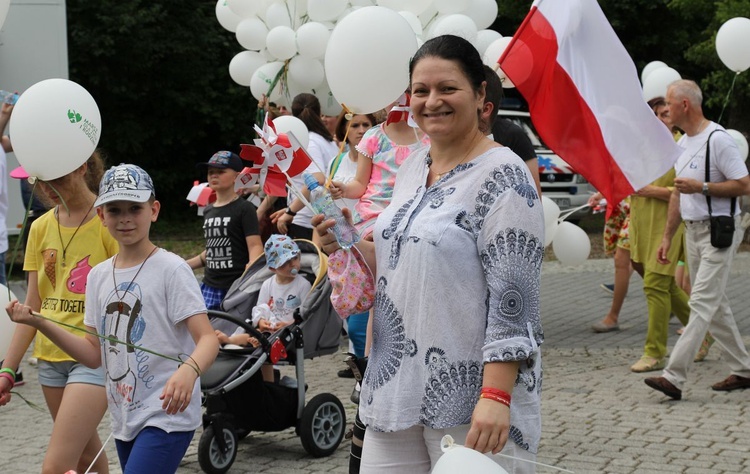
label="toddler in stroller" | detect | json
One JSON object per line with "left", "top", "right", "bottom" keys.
{"left": 198, "top": 239, "right": 346, "bottom": 474}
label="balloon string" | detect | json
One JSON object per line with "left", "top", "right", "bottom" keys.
{"left": 29, "top": 310, "right": 183, "bottom": 364}
{"left": 492, "top": 452, "right": 575, "bottom": 473}
{"left": 327, "top": 104, "right": 355, "bottom": 188}
{"left": 84, "top": 431, "right": 113, "bottom": 474}
{"left": 9, "top": 389, "right": 46, "bottom": 412}
{"left": 558, "top": 203, "right": 591, "bottom": 223}
{"left": 717, "top": 72, "right": 739, "bottom": 126}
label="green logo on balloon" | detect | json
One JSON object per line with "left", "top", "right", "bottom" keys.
{"left": 67, "top": 109, "right": 83, "bottom": 124}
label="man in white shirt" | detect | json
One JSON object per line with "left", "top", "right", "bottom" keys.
{"left": 645, "top": 80, "right": 750, "bottom": 399}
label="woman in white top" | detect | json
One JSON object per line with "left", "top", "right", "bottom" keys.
{"left": 312, "top": 35, "right": 544, "bottom": 473}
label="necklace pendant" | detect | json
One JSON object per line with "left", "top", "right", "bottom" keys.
{"left": 61, "top": 260, "right": 66, "bottom": 268}
{"left": 118, "top": 301, "right": 124, "bottom": 313}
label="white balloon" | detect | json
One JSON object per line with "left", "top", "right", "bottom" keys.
{"left": 229, "top": 50, "right": 266, "bottom": 87}
{"left": 419, "top": 4, "right": 439, "bottom": 28}
{"left": 462, "top": 0, "right": 498, "bottom": 30}
{"left": 337, "top": 7, "right": 355, "bottom": 23}
{"left": 475, "top": 29, "right": 502, "bottom": 56}
{"left": 325, "top": 6, "right": 418, "bottom": 114}
{"left": 433, "top": 437, "right": 509, "bottom": 474}
{"left": 428, "top": 13, "right": 477, "bottom": 44}
{"left": 399, "top": 11, "right": 423, "bottom": 36}
{"left": 482, "top": 37, "right": 515, "bottom": 88}
{"left": 227, "top": 0, "right": 261, "bottom": 19}
{"left": 0, "top": 283, "right": 19, "bottom": 360}
{"left": 727, "top": 129, "right": 749, "bottom": 161}
{"left": 296, "top": 22, "right": 331, "bottom": 59}
{"left": 552, "top": 221, "right": 591, "bottom": 265}
{"left": 402, "top": 0, "right": 433, "bottom": 15}
{"left": 289, "top": 56, "right": 325, "bottom": 89}
{"left": 1, "top": 0, "right": 10, "bottom": 30}
{"left": 236, "top": 17, "right": 269, "bottom": 50}
{"left": 273, "top": 115, "right": 310, "bottom": 149}
{"left": 10, "top": 79, "right": 101, "bottom": 181}
{"left": 308, "top": 0, "right": 348, "bottom": 22}
{"left": 640, "top": 60, "right": 667, "bottom": 85}
{"left": 542, "top": 196, "right": 561, "bottom": 247}
{"left": 434, "top": 0, "right": 469, "bottom": 15}
{"left": 716, "top": 17, "right": 750, "bottom": 73}
{"left": 313, "top": 81, "right": 343, "bottom": 116}
{"left": 265, "top": 2, "right": 291, "bottom": 28}
{"left": 642, "top": 66, "right": 681, "bottom": 102}
{"left": 266, "top": 26, "right": 297, "bottom": 60}
{"left": 376, "top": 0, "right": 406, "bottom": 10}
{"left": 249, "top": 61, "right": 285, "bottom": 101}
{"left": 215, "top": 0, "right": 243, "bottom": 32}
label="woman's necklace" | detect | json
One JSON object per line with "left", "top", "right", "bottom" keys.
{"left": 112, "top": 246, "right": 159, "bottom": 313}
{"left": 427, "top": 133, "right": 482, "bottom": 180}
{"left": 56, "top": 200, "right": 96, "bottom": 268}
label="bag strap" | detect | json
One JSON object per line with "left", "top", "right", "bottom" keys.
{"left": 705, "top": 128, "right": 736, "bottom": 218}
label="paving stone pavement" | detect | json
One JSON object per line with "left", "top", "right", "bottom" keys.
{"left": 2, "top": 254, "right": 750, "bottom": 473}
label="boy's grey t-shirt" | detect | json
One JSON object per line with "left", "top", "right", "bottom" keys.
{"left": 84, "top": 249, "right": 208, "bottom": 441}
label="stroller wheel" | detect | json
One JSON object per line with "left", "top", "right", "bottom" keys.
{"left": 198, "top": 424, "right": 238, "bottom": 474}
{"left": 299, "top": 393, "right": 346, "bottom": 457}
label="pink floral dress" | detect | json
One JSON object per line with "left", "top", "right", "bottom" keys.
{"left": 353, "top": 123, "right": 430, "bottom": 235}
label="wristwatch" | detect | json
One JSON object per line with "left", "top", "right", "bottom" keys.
{"left": 285, "top": 207, "right": 296, "bottom": 216}
{"left": 702, "top": 182, "right": 709, "bottom": 196}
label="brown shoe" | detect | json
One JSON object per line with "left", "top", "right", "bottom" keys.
{"left": 711, "top": 374, "right": 750, "bottom": 392}
{"left": 645, "top": 376, "right": 682, "bottom": 400}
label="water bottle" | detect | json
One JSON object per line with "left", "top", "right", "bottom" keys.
{"left": 0, "top": 91, "right": 19, "bottom": 105}
{"left": 303, "top": 173, "right": 360, "bottom": 249}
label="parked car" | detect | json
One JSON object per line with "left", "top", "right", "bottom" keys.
{"left": 498, "top": 110, "right": 595, "bottom": 221}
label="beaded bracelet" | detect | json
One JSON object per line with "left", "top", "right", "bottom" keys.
{"left": 0, "top": 367, "right": 16, "bottom": 381}
{"left": 480, "top": 392, "right": 511, "bottom": 408}
{"left": 0, "top": 372, "right": 15, "bottom": 388}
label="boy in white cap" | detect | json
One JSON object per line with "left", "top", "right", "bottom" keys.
{"left": 8, "top": 164, "right": 219, "bottom": 474}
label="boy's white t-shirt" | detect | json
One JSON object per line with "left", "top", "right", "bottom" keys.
{"left": 255, "top": 274, "right": 311, "bottom": 326}
{"left": 84, "top": 249, "right": 208, "bottom": 441}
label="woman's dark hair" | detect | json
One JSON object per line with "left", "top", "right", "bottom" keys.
{"left": 409, "top": 35, "right": 485, "bottom": 94}
{"left": 334, "top": 111, "right": 377, "bottom": 144}
{"left": 291, "top": 93, "right": 334, "bottom": 142}
{"left": 647, "top": 96, "right": 666, "bottom": 114}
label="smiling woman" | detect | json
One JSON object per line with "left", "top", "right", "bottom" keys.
{"left": 312, "top": 35, "right": 545, "bottom": 474}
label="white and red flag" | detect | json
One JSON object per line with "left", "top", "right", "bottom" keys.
{"left": 239, "top": 112, "right": 313, "bottom": 197}
{"left": 498, "top": 0, "right": 682, "bottom": 214}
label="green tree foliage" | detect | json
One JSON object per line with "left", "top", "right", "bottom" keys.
{"left": 66, "top": 0, "right": 258, "bottom": 218}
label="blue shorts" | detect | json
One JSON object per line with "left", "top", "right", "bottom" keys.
{"left": 200, "top": 283, "right": 228, "bottom": 311}
{"left": 116, "top": 426, "right": 194, "bottom": 474}
{"left": 37, "top": 360, "right": 105, "bottom": 388}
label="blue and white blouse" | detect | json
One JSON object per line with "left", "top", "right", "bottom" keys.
{"left": 361, "top": 145, "right": 545, "bottom": 453}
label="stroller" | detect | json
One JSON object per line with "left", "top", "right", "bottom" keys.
{"left": 198, "top": 240, "right": 346, "bottom": 474}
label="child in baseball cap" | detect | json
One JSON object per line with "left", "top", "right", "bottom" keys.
{"left": 215, "top": 235, "right": 311, "bottom": 381}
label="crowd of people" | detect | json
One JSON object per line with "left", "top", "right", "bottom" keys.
{"left": 0, "top": 33, "right": 749, "bottom": 474}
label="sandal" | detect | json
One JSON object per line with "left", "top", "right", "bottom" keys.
{"left": 694, "top": 333, "right": 715, "bottom": 362}
{"left": 592, "top": 320, "right": 620, "bottom": 333}
{"left": 630, "top": 356, "right": 665, "bottom": 373}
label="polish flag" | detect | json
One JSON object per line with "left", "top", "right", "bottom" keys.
{"left": 498, "top": 0, "right": 682, "bottom": 213}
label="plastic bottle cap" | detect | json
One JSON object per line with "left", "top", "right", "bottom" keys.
{"left": 303, "top": 173, "right": 319, "bottom": 191}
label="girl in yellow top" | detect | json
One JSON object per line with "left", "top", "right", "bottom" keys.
{"left": 0, "top": 152, "right": 118, "bottom": 474}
